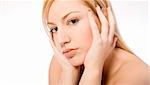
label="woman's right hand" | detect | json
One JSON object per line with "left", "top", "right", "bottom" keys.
{"left": 49, "top": 34, "right": 80, "bottom": 85}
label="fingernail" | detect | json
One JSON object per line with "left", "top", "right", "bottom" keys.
{"left": 88, "top": 10, "right": 91, "bottom": 14}
{"left": 96, "top": 4, "right": 102, "bottom": 12}
{"left": 93, "top": 0, "right": 97, "bottom": 7}
{"left": 95, "top": 3, "right": 99, "bottom": 8}
{"left": 115, "top": 37, "right": 118, "bottom": 41}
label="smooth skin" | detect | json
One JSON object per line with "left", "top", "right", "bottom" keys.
{"left": 48, "top": 0, "right": 150, "bottom": 85}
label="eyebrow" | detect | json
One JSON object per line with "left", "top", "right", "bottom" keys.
{"left": 47, "top": 11, "right": 80, "bottom": 25}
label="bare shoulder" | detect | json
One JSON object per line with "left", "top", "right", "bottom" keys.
{"left": 105, "top": 48, "right": 150, "bottom": 85}
{"left": 49, "top": 55, "right": 62, "bottom": 84}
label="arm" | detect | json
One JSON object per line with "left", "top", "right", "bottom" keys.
{"left": 49, "top": 55, "right": 81, "bottom": 85}
{"left": 79, "top": 62, "right": 104, "bottom": 85}
{"left": 49, "top": 56, "right": 61, "bottom": 85}
{"left": 79, "top": 4, "right": 117, "bottom": 85}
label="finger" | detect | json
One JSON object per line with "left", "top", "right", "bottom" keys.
{"left": 106, "top": 0, "right": 112, "bottom": 8}
{"left": 49, "top": 33, "right": 69, "bottom": 65}
{"left": 107, "top": 7, "right": 115, "bottom": 42}
{"left": 96, "top": 5, "right": 109, "bottom": 38}
{"left": 88, "top": 10, "right": 101, "bottom": 40}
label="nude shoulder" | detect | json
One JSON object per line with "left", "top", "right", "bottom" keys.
{"left": 106, "top": 48, "right": 150, "bottom": 85}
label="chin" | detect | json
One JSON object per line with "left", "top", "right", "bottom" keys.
{"left": 71, "top": 60, "right": 84, "bottom": 67}
{"left": 69, "top": 53, "right": 86, "bottom": 67}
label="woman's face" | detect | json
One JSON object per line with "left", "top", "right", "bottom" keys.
{"left": 48, "top": 0, "right": 93, "bottom": 66}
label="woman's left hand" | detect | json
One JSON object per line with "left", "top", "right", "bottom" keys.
{"left": 84, "top": 5, "right": 117, "bottom": 72}
{"left": 79, "top": 5, "right": 118, "bottom": 85}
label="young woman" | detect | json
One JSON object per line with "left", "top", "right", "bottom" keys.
{"left": 42, "top": 0, "right": 149, "bottom": 85}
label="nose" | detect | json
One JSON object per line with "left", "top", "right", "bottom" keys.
{"left": 57, "top": 28, "right": 71, "bottom": 47}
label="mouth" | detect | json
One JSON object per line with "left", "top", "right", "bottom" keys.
{"left": 63, "top": 48, "right": 78, "bottom": 58}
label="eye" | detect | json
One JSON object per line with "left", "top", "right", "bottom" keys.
{"left": 50, "top": 27, "right": 58, "bottom": 33}
{"left": 67, "top": 18, "right": 79, "bottom": 25}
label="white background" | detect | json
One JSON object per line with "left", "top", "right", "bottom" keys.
{"left": 0, "top": 0, "right": 149, "bottom": 85}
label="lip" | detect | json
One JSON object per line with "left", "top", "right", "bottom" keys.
{"left": 63, "top": 48, "right": 77, "bottom": 58}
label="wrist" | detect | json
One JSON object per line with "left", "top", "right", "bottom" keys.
{"left": 79, "top": 67, "right": 102, "bottom": 85}
{"left": 84, "top": 67, "right": 102, "bottom": 76}
{"left": 61, "top": 66, "right": 81, "bottom": 84}
{"left": 60, "top": 71, "right": 79, "bottom": 85}
{"left": 84, "top": 59, "right": 105, "bottom": 72}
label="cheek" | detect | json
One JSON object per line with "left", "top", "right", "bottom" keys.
{"left": 69, "top": 24, "right": 93, "bottom": 66}
{"left": 81, "top": 27, "right": 92, "bottom": 51}
{"left": 72, "top": 20, "right": 93, "bottom": 51}
{"left": 79, "top": 20, "right": 93, "bottom": 50}
{"left": 79, "top": 26, "right": 93, "bottom": 64}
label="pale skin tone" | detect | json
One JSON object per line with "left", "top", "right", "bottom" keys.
{"left": 47, "top": 0, "right": 150, "bottom": 85}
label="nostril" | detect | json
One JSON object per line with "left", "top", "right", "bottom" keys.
{"left": 60, "top": 40, "right": 70, "bottom": 48}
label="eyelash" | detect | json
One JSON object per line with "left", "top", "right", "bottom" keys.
{"left": 50, "top": 27, "right": 58, "bottom": 33}
{"left": 49, "top": 18, "right": 79, "bottom": 33}
{"left": 67, "top": 18, "right": 79, "bottom": 25}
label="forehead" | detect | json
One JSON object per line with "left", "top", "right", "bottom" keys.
{"left": 48, "top": 0, "right": 88, "bottom": 22}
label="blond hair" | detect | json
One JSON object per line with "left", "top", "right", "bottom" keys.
{"left": 42, "top": 0, "right": 134, "bottom": 54}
